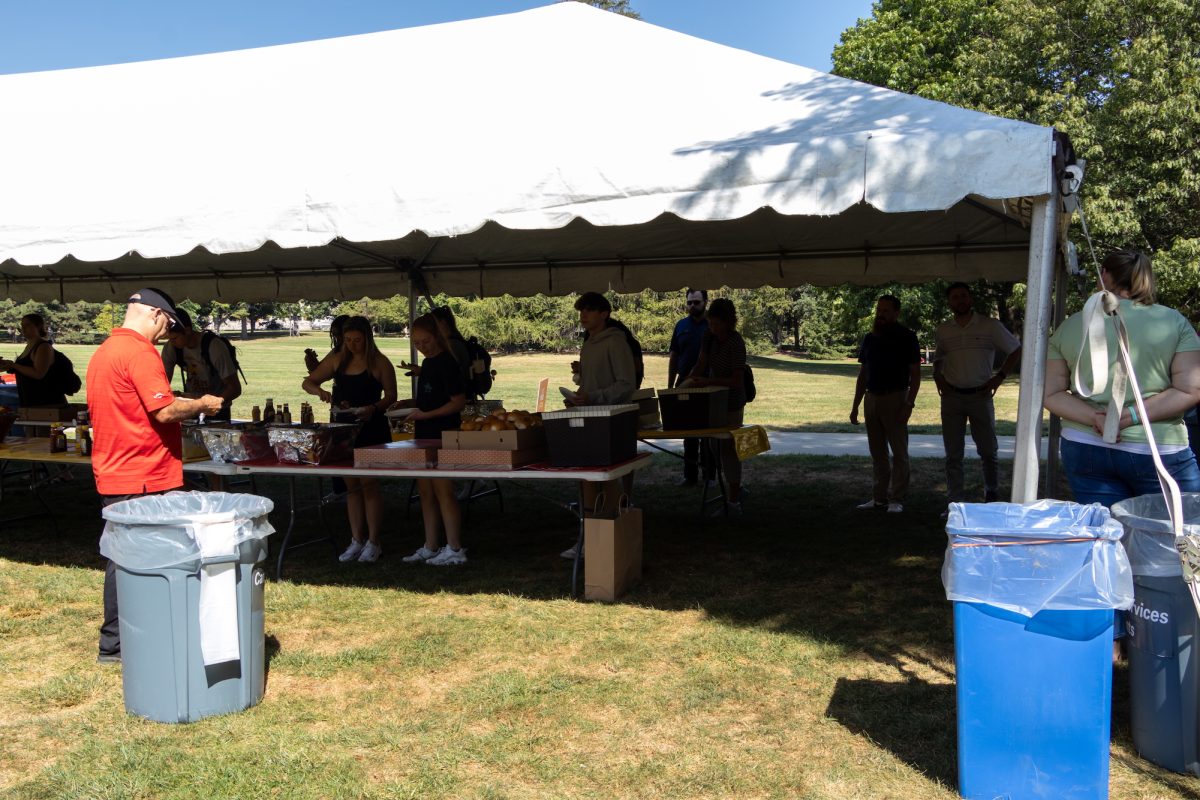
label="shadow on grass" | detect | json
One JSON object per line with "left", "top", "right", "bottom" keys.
{"left": 825, "top": 677, "right": 957, "bottom": 788}
{"left": 0, "top": 453, "right": 959, "bottom": 666}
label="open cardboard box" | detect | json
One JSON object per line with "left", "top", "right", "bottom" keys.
{"left": 355, "top": 439, "right": 442, "bottom": 468}
{"left": 441, "top": 427, "right": 546, "bottom": 451}
{"left": 436, "top": 447, "right": 546, "bottom": 470}
{"left": 20, "top": 403, "right": 86, "bottom": 422}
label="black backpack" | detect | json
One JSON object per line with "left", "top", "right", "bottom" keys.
{"left": 52, "top": 349, "right": 83, "bottom": 395}
{"left": 463, "top": 336, "right": 493, "bottom": 397}
{"left": 175, "top": 331, "right": 247, "bottom": 388}
{"left": 607, "top": 319, "right": 645, "bottom": 388}
{"left": 704, "top": 333, "right": 755, "bottom": 403}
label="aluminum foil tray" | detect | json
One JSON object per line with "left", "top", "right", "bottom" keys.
{"left": 267, "top": 422, "right": 360, "bottom": 465}
{"left": 197, "top": 423, "right": 272, "bottom": 464}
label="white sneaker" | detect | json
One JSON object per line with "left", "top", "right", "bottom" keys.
{"left": 887, "top": 503, "right": 904, "bottom": 514}
{"left": 358, "top": 541, "right": 382, "bottom": 562}
{"left": 426, "top": 545, "right": 467, "bottom": 566}
{"left": 338, "top": 539, "right": 365, "bottom": 562}
{"left": 560, "top": 543, "right": 582, "bottom": 560}
{"left": 856, "top": 500, "right": 886, "bottom": 511}
{"left": 402, "top": 546, "right": 438, "bottom": 563}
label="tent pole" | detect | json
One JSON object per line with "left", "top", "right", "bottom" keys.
{"left": 1044, "top": 257, "right": 1069, "bottom": 497}
{"left": 409, "top": 279, "right": 419, "bottom": 397}
{"left": 1011, "top": 192, "right": 1059, "bottom": 503}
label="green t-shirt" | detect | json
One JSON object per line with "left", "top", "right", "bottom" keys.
{"left": 1047, "top": 299, "right": 1200, "bottom": 445}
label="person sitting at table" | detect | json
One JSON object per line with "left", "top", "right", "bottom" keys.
{"left": 396, "top": 313, "right": 468, "bottom": 566}
{"left": 302, "top": 315, "right": 397, "bottom": 563}
{"left": 686, "top": 297, "right": 748, "bottom": 514}
{"left": 561, "top": 291, "right": 638, "bottom": 559}
{"left": 0, "top": 313, "right": 70, "bottom": 407}
{"left": 305, "top": 314, "right": 350, "bottom": 374}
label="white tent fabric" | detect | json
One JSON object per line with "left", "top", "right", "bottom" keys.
{"left": 0, "top": 2, "right": 1055, "bottom": 302}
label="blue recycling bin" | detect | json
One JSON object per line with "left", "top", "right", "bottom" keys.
{"left": 944, "top": 500, "right": 1134, "bottom": 800}
{"left": 1112, "top": 492, "right": 1200, "bottom": 776}
{"left": 101, "top": 491, "right": 274, "bottom": 723}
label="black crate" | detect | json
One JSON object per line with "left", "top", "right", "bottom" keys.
{"left": 658, "top": 387, "right": 729, "bottom": 430}
{"left": 543, "top": 405, "right": 639, "bottom": 467}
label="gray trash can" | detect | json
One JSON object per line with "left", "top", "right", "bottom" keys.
{"left": 1111, "top": 492, "right": 1200, "bottom": 775}
{"left": 100, "top": 491, "right": 274, "bottom": 723}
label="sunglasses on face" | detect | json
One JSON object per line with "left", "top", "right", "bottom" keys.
{"left": 686, "top": 300, "right": 705, "bottom": 306}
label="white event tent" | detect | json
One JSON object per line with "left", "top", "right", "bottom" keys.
{"left": 0, "top": 2, "right": 1072, "bottom": 500}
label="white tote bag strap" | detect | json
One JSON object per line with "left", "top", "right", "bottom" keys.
{"left": 1073, "top": 291, "right": 1128, "bottom": 443}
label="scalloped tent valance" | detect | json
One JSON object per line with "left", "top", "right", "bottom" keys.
{"left": 0, "top": 2, "right": 1057, "bottom": 304}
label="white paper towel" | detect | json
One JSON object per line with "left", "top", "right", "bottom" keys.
{"left": 195, "top": 520, "right": 240, "bottom": 665}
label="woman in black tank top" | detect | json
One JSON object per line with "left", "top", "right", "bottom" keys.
{"left": 0, "top": 314, "right": 67, "bottom": 407}
{"left": 302, "top": 316, "right": 397, "bottom": 564}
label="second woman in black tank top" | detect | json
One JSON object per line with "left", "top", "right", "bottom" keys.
{"left": 301, "top": 316, "right": 397, "bottom": 564}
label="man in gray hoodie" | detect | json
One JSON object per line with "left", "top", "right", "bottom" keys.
{"left": 560, "top": 292, "right": 638, "bottom": 560}
{"left": 568, "top": 292, "right": 636, "bottom": 407}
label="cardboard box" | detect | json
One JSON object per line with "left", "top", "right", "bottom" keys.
{"left": 20, "top": 404, "right": 85, "bottom": 422}
{"left": 354, "top": 439, "right": 441, "bottom": 468}
{"left": 632, "top": 388, "right": 661, "bottom": 429}
{"left": 542, "top": 404, "right": 639, "bottom": 467}
{"left": 436, "top": 447, "right": 546, "bottom": 470}
{"left": 180, "top": 425, "right": 210, "bottom": 462}
{"left": 584, "top": 506, "right": 643, "bottom": 602}
{"left": 658, "top": 387, "right": 730, "bottom": 430}
{"left": 441, "top": 427, "right": 546, "bottom": 451}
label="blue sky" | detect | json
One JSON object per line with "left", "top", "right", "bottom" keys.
{"left": 0, "top": 0, "right": 876, "bottom": 75}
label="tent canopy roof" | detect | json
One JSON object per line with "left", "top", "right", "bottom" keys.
{"left": 0, "top": 3, "right": 1054, "bottom": 302}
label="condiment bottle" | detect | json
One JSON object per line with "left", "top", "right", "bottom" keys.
{"left": 263, "top": 398, "right": 276, "bottom": 423}
{"left": 282, "top": 403, "right": 292, "bottom": 424}
{"left": 50, "top": 424, "right": 66, "bottom": 453}
{"left": 78, "top": 424, "right": 92, "bottom": 456}
{"left": 252, "top": 405, "right": 261, "bottom": 423}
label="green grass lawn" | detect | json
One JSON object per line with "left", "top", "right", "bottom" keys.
{"left": 0, "top": 455, "right": 1192, "bottom": 798}
{"left": 39, "top": 333, "right": 1023, "bottom": 434}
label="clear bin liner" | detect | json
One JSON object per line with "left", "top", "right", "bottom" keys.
{"left": 942, "top": 500, "right": 1134, "bottom": 617}
{"left": 1111, "top": 493, "right": 1200, "bottom": 578}
{"left": 100, "top": 491, "right": 274, "bottom": 571}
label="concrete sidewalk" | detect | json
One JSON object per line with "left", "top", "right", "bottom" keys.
{"left": 640, "top": 431, "right": 1048, "bottom": 459}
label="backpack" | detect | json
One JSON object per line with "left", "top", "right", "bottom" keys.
{"left": 463, "top": 335, "right": 493, "bottom": 397}
{"left": 52, "top": 349, "right": 83, "bottom": 396}
{"left": 175, "top": 331, "right": 247, "bottom": 389}
{"left": 704, "top": 333, "right": 755, "bottom": 403}
{"left": 608, "top": 319, "right": 645, "bottom": 388}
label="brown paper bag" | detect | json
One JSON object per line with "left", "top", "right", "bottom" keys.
{"left": 584, "top": 501, "right": 643, "bottom": 602}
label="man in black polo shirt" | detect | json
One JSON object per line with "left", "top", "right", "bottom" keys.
{"left": 849, "top": 294, "right": 921, "bottom": 513}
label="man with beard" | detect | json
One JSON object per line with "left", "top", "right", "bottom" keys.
{"left": 849, "top": 295, "right": 921, "bottom": 513}
{"left": 933, "top": 282, "right": 1021, "bottom": 510}
{"left": 667, "top": 288, "right": 713, "bottom": 486}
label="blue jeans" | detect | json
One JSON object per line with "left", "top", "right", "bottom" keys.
{"left": 1060, "top": 439, "right": 1200, "bottom": 640}
{"left": 1060, "top": 438, "right": 1200, "bottom": 507}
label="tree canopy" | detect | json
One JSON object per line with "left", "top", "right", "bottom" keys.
{"left": 832, "top": 0, "right": 1200, "bottom": 322}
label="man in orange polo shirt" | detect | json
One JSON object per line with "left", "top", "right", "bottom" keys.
{"left": 88, "top": 287, "right": 223, "bottom": 664}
